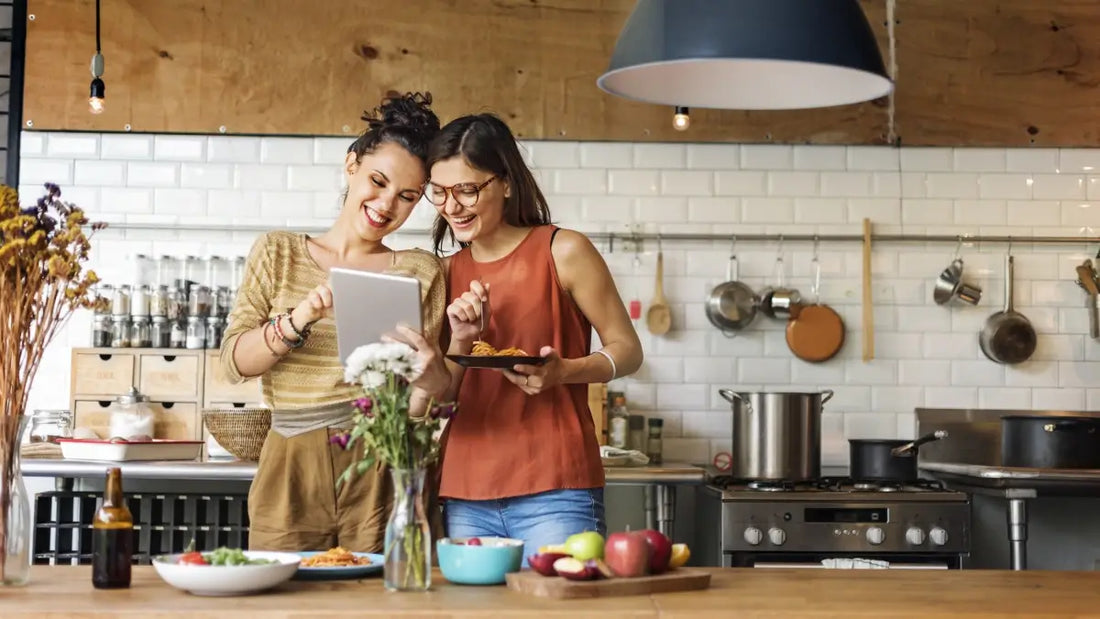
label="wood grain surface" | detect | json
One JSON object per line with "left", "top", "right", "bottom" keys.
{"left": 8, "top": 566, "right": 1100, "bottom": 617}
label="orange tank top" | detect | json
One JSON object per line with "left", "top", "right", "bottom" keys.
{"left": 440, "top": 225, "right": 605, "bottom": 500}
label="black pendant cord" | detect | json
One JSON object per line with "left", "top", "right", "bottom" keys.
{"left": 95, "top": 0, "right": 100, "bottom": 53}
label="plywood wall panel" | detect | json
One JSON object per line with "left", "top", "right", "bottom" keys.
{"left": 22, "top": 0, "right": 887, "bottom": 143}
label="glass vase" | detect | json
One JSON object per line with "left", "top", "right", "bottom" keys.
{"left": 384, "top": 467, "right": 431, "bottom": 592}
{"left": 0, "top": 414, "right": 31, "bottom": 586}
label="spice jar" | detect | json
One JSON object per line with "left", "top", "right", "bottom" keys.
{"left": 91, "top": 314, "right": 113, "bottom": 348}
{"left": 189, "top": 285, "right": 212, "bottom": 318}
{"left": 646, "top": 418, "right": 664, "bottom": 465}
{"left": 108, "top": 388, "right": 155, "bottom": 440}
{"left": 28, "top": 409, "right": 73, "bottom": 443}
{"left": 169, "top": 320, "right": 187, "bottom": 349}
{"left": 129, "top": 315, "right": 151, "bottom": 348}
{"left": 149, "top": 285, "right": 168, "bottom": 318}
{"left": 205, "top": 316, "right": 224, "bottom": 349}
{"left": 110, "top": 315, "right": 132, "bottom": 348}
{"left": 215, "top": 286, "right": 233, "bottom": 318}
{"left": 185, "top": 316, "right": 206, "bottom": 349}
{"left": 167, "top": 288, "right": 186, "bottom": 322}
{"left": 150, "top": 316, "right": 170, "bottom": 348}
{"left": 111, "top": 286, "right": 131, "bottom": 316}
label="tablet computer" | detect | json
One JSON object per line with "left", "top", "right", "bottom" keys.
{"left": 329, "top": 267, "right": 422, "bottom": 365}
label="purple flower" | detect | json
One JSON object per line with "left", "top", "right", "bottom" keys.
{"left": 431, "top": 403, "right": 457, "bottom": 420}
{"left": 353, "top": 397, "right": 374, "bottom": 417}
{"left": 330, "top": 431, "right": 350, "bottom": 449}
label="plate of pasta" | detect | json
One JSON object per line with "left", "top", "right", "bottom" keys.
{"left": 293, "top": 547, "right": 383, "bottom": 580}
{"left": 447, "top": 341, "right": 547, "bottom": 369}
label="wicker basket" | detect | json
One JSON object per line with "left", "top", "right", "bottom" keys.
{"left": 202, "top": 408, "right": 271, "bottom": 461}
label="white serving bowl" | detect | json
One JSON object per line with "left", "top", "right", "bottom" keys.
{"left": 152, "top": 551, "right": 301, "bottom": 596}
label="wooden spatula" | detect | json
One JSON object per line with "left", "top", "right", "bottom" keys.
{"left": 646, "top": 251, "right": 671, "bottom": 335}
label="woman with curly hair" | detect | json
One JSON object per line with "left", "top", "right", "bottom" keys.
{"left": 220, "top": 92, "right": 450, "bottom": 552}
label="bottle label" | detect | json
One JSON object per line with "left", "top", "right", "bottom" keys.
{"left": 609, "top": 418, "right": 628, "bottom": 448}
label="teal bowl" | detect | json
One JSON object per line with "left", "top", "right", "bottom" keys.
{"left": 436, "top": 537, "right": 523, "bottom": 585}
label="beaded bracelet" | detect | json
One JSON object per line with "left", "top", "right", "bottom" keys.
{"left": 285, "top": 312, "right": 313, "bottom": 340}
{"left": 271, "top": 314, "right": 305, "bottom": 349}
{"left": 261, "top": 322, "right": 284, "bottom": 358}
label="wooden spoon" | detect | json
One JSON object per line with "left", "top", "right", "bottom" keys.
{"left": 646, "top": 251, "right": 671, "bottom": 335}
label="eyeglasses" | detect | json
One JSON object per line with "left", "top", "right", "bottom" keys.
{"left": 425, "top": 176, "right": 496, "bottom": 208}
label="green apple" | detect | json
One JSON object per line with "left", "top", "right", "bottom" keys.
{"left": 564, "top": 531, "right": 605, "bottom": 561}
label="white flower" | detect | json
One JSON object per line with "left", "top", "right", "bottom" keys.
{"left": 343, "top": 342, "right": 423, "bottom": 386}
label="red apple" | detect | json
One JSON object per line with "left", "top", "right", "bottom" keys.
{"left": 527, "top": 552, "right": 569, "bottom": 576}
{"left": 590, "top": 559, "right": 613, "bottom": 579}
{"left": 603, "top": 531, "right": 650, "bottom": 578}
{"left": 639, "top": 529, "right": 673, "bottom": 574}
{"left": 553, "top": 557, "right": 601, "bottom": 581}
{"left": 466, "top": 537, "right": 482, "bottom": 546}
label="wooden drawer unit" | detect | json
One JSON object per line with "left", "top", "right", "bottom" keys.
{"left": 203, "top": 351, "right": 264, "bottom": 407}
{"left": 138, "top": 352, "right": 202, "bottom": 400}
{"left": 73, "top": 400, "right": 200, "bottom": 441}
{"left": 71, "top": 351, "right": 136, "bottom": 397}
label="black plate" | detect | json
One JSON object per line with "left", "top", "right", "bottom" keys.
{"left": 446, "top": 354, "right": 547, "bottom": 369}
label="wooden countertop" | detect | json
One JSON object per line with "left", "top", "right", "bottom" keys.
{"left": 7, "top": 566, "right": 1100, "bottom": 617}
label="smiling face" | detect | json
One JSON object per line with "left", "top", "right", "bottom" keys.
{"left": 340, "top": 141, "right": 427, "bottom": 242}
{"left": 428, "top": 156, "right": 510, "bottom": 244}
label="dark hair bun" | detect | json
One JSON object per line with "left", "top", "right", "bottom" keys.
{"left": 362, "top": 91, "right": 440, "bottom": 141}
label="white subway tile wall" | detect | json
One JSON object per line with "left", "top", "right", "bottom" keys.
{"left": 18, "top": 133, "right": 1100, "bottom": 466}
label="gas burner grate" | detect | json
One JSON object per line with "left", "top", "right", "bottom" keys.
{"left": 816, "top": 477, "right": 947, "bottom": 493}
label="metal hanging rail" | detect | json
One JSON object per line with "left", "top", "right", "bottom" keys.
{"left": 95, "top": 221, "right": 1100, "bottom": 249}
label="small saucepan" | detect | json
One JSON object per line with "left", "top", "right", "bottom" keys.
{"left": 705, "top": 252, "right": 759, "bottom": 337}
{"left": 849, "top": 431, "right": 948, "bottom": 481}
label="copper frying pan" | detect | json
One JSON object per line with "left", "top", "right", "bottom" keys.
{"left": 786, "top": 256, "right": 845, "bottom": 362}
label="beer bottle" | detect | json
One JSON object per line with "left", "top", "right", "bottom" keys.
{"left": 92, "top": 467, "right": 133, "bottom": 589}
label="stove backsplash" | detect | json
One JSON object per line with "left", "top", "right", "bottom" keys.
{"left": 18, "top": 133, "right": 1100, "bottom": 464}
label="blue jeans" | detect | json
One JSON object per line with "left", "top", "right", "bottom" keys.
{"left": 444, "top": 488, "right": 606, "bottom": 566}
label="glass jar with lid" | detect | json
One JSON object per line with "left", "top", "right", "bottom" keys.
{"left": 108, "top": 388, "right": 155, "bottom": 440}
{"left": 28, "top": 409, "right": 74, "bottom": 443}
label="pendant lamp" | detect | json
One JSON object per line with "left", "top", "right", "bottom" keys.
{"left": 597, "top": 0, "right": 893, "bottom": 110}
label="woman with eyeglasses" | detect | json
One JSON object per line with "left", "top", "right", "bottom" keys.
{"left": 427, "top": 113, "right": 643, "bottom": 559}
{"left": 220, "top": 92, "right": 451, "bottom": 552}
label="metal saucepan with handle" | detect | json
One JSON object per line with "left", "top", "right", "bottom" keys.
{"left": 705, "top": 240, "right": 759, "bottom": 336}
{"left": 848, "top": 431, "right": 948, "bottom": 481}
{"left": 979, "top": 253, "right": 1036, "bottom": 364}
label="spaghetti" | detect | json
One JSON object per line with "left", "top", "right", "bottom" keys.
{"left": 471, "top": 341, "right": 529, "bottom": 357}
{"left": 300, "top": 547, "right": 372, "bottom": 567}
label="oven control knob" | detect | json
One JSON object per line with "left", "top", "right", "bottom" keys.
{"left": 865, "top": 526, "right": 885, "bottom": 545}
{"left": 767, "top": 527, "right": 786, "bottom": 546}
{"left": 929, "top": 527, "right": 949, "bottom": 546}
{"left": 906, "top": 526, "right": 926, "bottom": 546}
{"left": 743, "top": 527, "right": 763, "bottom": 546}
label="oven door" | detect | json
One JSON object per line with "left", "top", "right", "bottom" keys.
{"left": 728, "top": 552, "right": 961, "bottom": 570}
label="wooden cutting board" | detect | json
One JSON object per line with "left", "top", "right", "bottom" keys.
{"left": 505, "top": 568, "right": 711, "bottom": 599}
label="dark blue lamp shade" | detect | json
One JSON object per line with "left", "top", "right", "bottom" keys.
{"left": 597, "top": 0, "right": 894, "bottom": 110}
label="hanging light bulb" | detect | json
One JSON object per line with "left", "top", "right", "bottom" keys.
{"left": 88, "top": 0, "right": 104, "bottom": 115}
{"left": 672, "top": 106, "right": 690, "bottom": 131}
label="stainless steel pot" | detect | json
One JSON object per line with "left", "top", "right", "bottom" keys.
{"left": 718, "top": 389, "right": 833, "bottom": 481}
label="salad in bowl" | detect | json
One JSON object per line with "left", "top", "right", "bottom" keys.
{"left": 153, "top": 547, "right": 301, "bottom": 596}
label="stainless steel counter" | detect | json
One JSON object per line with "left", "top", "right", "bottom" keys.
{"left": 22, "top": 458, "right": 705, "bottom": 538}
{"left": 921, "top": 461, "right": 1100, "bottom": 571}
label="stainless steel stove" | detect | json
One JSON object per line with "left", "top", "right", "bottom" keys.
{"left": 697, "top": 476, "right": 971, "bottom": 569}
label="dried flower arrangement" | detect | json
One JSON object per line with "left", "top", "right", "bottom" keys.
{"left": 0, "top": 183, "right": 104, "bottom": 581}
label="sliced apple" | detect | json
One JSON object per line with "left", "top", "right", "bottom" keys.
{"left": 590, "top": 558, "right": 614, "bottom": 579}
{"left": 668, "top": 543, "right": 690, "bottom": 569}
{"left": 553, "top": 557, "right": 599, "bottom": 581}
{"left": 528, "top": 552, "right": 569, "bottom": 577}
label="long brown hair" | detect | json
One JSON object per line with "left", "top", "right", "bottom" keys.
{"left": 427, "top": 113, "right": 551, "bottom": 254}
